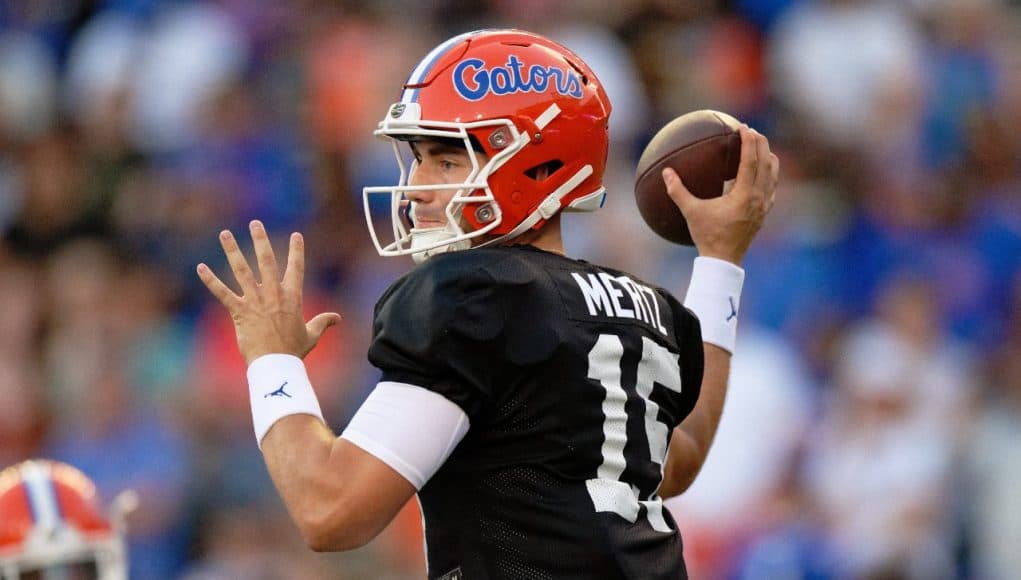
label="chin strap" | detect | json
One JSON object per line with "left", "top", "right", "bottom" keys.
{"left": 409, "top": 226, "right": 472, "bottom": 263}
{"left": 480, "top": 164, "right": 595, "bottom": 248}
{"left": 411, "top": 166, "right": 602, "bottom": 261}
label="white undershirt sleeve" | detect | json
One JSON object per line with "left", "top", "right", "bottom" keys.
{"left": 340, "top": 381, "right": 470, "bottom": 490}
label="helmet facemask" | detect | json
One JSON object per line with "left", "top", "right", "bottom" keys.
{"left": 363, "top": 103, "right": 529, "bottom": 263}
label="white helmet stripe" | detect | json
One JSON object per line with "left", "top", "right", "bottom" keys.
{"left": 401, "top": 30, "right": 484, "bottom": 104}
{"left": 534, "top": 103, "right": 561, "bottom": 130}
{"left": 21, "top": 462, "right": 62, "bottom": 529}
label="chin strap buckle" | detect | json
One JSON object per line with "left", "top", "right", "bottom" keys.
{"left": 538, "top": 197, "right": 561, "bottom": 219}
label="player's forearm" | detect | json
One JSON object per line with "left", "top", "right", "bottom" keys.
{"left": 261, "top": 415, "right": 416, "bottom": 552}
{"left": 247, "top": 357, "right": 421, "bottom": 551}
{"left": 661, "top": 256, "right": 743, "bottom": 497}
{"left": 661, "top": 343, "right": 731, "bottom": 497}
{"left": 246, "top": 355, "right": 353, "bottom": 548}
{"left": 261, "top": 417, "right": 356, "bottom": 550}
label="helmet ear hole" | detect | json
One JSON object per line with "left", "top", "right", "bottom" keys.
{"left": 524, "top": 160, "right": 564, "bottom": 182}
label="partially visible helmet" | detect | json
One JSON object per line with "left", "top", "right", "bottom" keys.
{"left": 0, "top": 460, "right": 133, "bottom": 580}
{"left": 363, "top": 29, "right": 612, "bottom": 262}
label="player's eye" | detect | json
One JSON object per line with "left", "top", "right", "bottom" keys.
{"left": 439, "top": 159, "right": 459, "bottom": 171}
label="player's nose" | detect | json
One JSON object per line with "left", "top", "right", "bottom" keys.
{"left": 407, "top": 165, "right": 439, "bottom": 200}
{"left": 406, "top": 165, "right": 430, "bottom": 195}
{"left": 404, "top": 186, "right": 433, "bottom": 204}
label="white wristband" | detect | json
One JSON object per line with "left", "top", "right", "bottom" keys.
{"left": 247, "top": 354, "right": 325, "bottom": 449}
{"left": 683, "top": 256, "right": 745, "bottom": 354}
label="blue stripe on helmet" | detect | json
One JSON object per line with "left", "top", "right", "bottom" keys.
{"left": 401, "top": 30, "right": 496, "bottom": 104}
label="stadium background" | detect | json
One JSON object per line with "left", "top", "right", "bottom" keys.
{"left": 1, "top": 0, "right": 1020, "bottom": 578}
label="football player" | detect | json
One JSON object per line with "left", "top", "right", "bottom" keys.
{"left": 0, "top": 460, "right": 135, "bottom": 580}
{"left": 198, "top": 29, "right": 778, "bottom": 579}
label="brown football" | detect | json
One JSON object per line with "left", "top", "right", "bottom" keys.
{"left": 634, "top": 110, "right": 742, "bottom": 245}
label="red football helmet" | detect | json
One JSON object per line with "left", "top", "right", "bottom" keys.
{"left": 0, "top": 460, "right": 134, "bottom": 580}
{"left": 363, "top": 29, "right": 612, "bottom": 261}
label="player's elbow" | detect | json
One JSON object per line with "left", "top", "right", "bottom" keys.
{"left": 302, "top": 526, "right": 342, "bottom": 553}
{"left": 660, "top": 428, "right": 711, "bottom": 498}
{"left": 298, "top": 501, "right": 376, "bottom": 552}
{"left": 303, "top": 528, "right": 370, "bottom": 553}
{"left": 661, "top": 463, "right": 700, "bottom": 499}
{"left": 295, "top": 483, "right": 381, "bottom": 552}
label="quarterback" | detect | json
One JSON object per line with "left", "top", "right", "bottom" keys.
{"left": 198, "top": 29, "right": 778, "bottom": 579}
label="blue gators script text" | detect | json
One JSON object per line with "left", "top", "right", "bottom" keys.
{"left": 453, "top": 56, "right": 584, "bottom": 101}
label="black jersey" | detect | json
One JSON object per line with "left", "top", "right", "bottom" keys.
{"left": 368, "top": 245, "right": 704, "bottom": 580}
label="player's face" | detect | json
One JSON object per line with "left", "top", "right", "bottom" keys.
{"left": 406, "top": 140, "right": 484, "bottom": 228}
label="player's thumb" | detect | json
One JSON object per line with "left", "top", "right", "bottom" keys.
{"left": 662, "top": 168, "right": 699, "bottom": 215}
{"left": 306, "top": 312, "right": 342, "bottom": 342}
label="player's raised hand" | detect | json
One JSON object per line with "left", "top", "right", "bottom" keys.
{"left": 196, "top": 220, "right": 341, "bottom": 365}
{"left": 663, "top": 125, "right": 779, "bottom": 265}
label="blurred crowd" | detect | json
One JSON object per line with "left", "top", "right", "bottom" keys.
{"left": 1, "top": 0, "right": 1019, "bottom": 578}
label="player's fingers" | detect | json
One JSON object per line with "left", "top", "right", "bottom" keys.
{"left": 282, "top": 232, "right": 305, "bottom": 293}
{"left": 765, "top": 153, "right": 780, "bottom": 208}
{"left": 219, "top": 230, "right": 259, "bottom": 296}
{"left": 250, "top": 220, "right": 280, "bottom": 291}
{"left": 305, "top": 312, "right": 343, "bottom": 349}
{"left": 732, "top": 125, "right": 759, "bottom": 197}
{"left": 751, "top": 131, "right": 773, "bottom": 199}
{"left": 196, "top": 263, "right": 240, "bottom": 309}
{"left": 769, "top": 153, "right": 780, "bottom": 191}
{"left": 662, "top": 167, "right": 700, "bottom": 215}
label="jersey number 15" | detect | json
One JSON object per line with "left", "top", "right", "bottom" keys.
{"left": 585, "top": 333, "right": 681, "bottom": 533}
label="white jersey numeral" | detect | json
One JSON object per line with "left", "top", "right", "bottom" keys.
{"left": 585, "top": 334, "right": 681, "bottom": 532}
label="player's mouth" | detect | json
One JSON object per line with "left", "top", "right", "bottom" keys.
{"left": 413, "top": 216, "right": 446, "bottom": 228}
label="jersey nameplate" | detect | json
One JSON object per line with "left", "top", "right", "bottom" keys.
{"left": 570, "top": 272, "right": 668, "bottom": 336}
